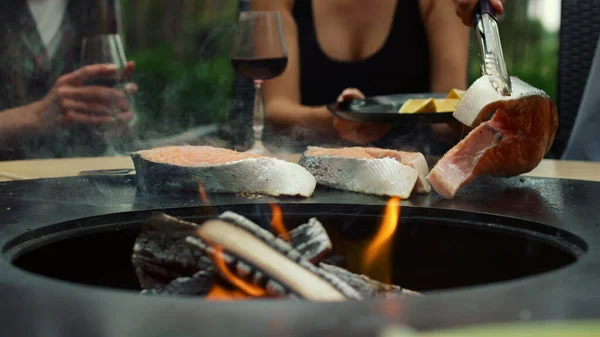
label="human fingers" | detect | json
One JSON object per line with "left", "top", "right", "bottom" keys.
{"left": 356, "top": 123, "right": 392, "bottom": 144}
{"left": 56, "top": 64, "right": 120, "bottom": 86}
{"left": 455, "top": 0, "right": 506, "bottom": 26}
{"left": 58, "top": 99, "right": 126, "bottom": 116}
{"left": 63, "top": 110, "right": 134, "bottom": 125}
{"left": 63, "top": 111, "right": 117, "bottom": 125}
{"left": 492, "top": 0, "right": 506, "bottom": 14}
{"left": 56, "top": 86, "right": 129, "bottom": 105}
{"left": 333, "top": 118, "right": 390, "bottom": 145}
{"left": 455, "top": 0, "right": 479, "bottom": 26}
{"left": 336, "top": 88, "right": 366, "bottom": 103}
{"left": 333, "top": 118, "right": 364, "bottom": 143}
{"left": 123, "top": 82, "right": 138, "bottom": 96}
{"left": 124, "top": 61, "right": 136, "bottom": 80}
{"left": 113, "top": 110, "right": 135, "bottom": 123}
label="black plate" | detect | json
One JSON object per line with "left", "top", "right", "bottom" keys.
{"left": 327, "top": 93, "right": 457, "bottom": 124}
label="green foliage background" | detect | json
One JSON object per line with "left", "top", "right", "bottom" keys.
{"left": 120, "top": 0, "right": 559, "bottom": 139}
{"left": 120, "top": 0, "right": 239, "bottom": 139}
{"left": 468, "top": 1, "right": 558, "bottom": 99}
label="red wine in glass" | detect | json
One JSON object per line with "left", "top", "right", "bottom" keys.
{"left": 231, "top": 11, "right": 288, "bottom": 154}
{"left": 231, "top": 56, "right": 288, "bottom": 81}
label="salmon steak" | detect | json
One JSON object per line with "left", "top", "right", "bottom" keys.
{"left": 427, "top": 76, "right": 558, "bottom": 199}
{"left": 298, "top": 146, "right": 431, "bottom": 199}
{"left": 131, "top": 146, "right": 317, "bottom": 197}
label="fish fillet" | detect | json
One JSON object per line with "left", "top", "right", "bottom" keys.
{"left": 131, "top": 146, "right": 317, "bottom": 197}
{"left": 427, "top": 76, "right": 558, "bottom": 199}
{"left": 298, "top": 146, "right": 427, "bottom": 199}
{"left": 364, "top": 148, "right": 431, "bottom": 194}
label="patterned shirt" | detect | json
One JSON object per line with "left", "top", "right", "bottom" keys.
{"left": 18, "top": 1, "right": 78, "bottom": 107}
{"left": 0, "top": 1, "right": 113, "bottom": 159}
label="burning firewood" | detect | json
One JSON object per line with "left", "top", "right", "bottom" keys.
{"left": 131, "top": 213, "right": 211, "bottom": 289}
{"left": 192, "top": 211, "right": 361, "bottom": 300}
{"left": 141, "top": 270, "right": 214, "bottom": 296}
{"left": 131, "top": 210, "right": 418, "bottom": 300}
{"left": 132, "top": 212, "right": 332, "bottom": 291}
{"left": 184, "top": 236, "right": 290, "bottom": 298}
{"left": 283, "top": 217, "right": 332, "bottom": 263}
{"left": 318, "top": 263, "right": 419, "bottom": 298}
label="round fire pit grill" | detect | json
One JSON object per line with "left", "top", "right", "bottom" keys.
{"left": 0, "top": 175, "right": 599, "bottom": 337}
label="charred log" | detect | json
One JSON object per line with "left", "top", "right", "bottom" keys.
{"left": 319, "top": 255, "right": 347, "bottom": 268}
{"left": 283, "top": 217, "right": 332, "bottom": 263}
{"left": 319, "top": 263, "right": 420, "bottom": 298}
{"left": 192, "top": 213, "right": 362, "bottom": 300}
{"left": 185, "top": 236, "right": 290, "bottom": 297}
{"left": 141, "top": 270, "right": 215, "bottom": 296}
{"left": 133, "top": 212, "right": 333, "bottom": 289}
{"left": 132, "top": 211, "right": 418, "bottom": 300}
{"left": 131, "top": 213, "right": 211, "bottom": 289}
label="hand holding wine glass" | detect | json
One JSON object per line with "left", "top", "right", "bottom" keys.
{"left": 37, "top": 63, "right": 135, "bottom": 128}
{"left": 79, "top": 34, "right": 138, "bottom": 153}
{"left": 80, "top": 34, "right": 137, "bottom": 117}
{"left": 231, "top": 11, "right": 288, "bottom": 154}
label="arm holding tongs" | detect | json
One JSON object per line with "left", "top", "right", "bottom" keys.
{"left": 473, "top": 0, "right": 512, "bottom": 96}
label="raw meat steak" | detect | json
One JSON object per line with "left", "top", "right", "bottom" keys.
{"left": 427, "top": 76, "right": 558, "bottom": 199}
{"left": 132, "top": 146, "right": 317, "bottom": 197}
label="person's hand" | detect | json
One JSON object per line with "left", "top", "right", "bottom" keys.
{"left": 36, "top": 62, "right": 138, "bottom": 131}
{"left": 332, "top": 88, "right": 392, "bottom": 145}
{"left": 453, "top": 0, "right": 506, "bottom": 26}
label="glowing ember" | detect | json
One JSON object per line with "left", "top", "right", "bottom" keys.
{"left": 205, "top": 284, "right": 248, "bottom": 300}
{"left": 197, "top": 183, "right": 210, "bottom": 204}
{"left": 210, "top": 246, "right": 267, "bottom": 298}
{"left": 269, "top": 204, "right": 290, "bottom": 242}
{"left": 361, "top": 197, "right": 401, "bottom": 284}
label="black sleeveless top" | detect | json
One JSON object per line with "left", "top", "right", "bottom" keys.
{"left": 267, "top": 1, "right": 452, "bottom": 155}
{"left": 292, "top": 0, "right": 431, "bottom": 106}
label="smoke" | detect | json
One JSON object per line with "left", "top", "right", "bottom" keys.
{"left": 0, "top": 1, "right": 244, "bottom": 160}
{"left": 103, "top": 9, "right": 240, "bottom": 157}
{"left": 0, "top": 0, "right": 454, "bottom": 161}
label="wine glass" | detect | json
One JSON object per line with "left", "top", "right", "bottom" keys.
{"left": 80, "top": 34, "right": 129, "bottom": 155}
{"left": 231, "top": 11, "right": 288, "bottom": 154}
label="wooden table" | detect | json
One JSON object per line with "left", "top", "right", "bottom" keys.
{"left": 0, "top": 156, "right": 599, "bottom": 183}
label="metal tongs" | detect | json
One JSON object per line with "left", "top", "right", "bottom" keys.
{"left": 473, "top": 0, "right": 512, "bottom": 96}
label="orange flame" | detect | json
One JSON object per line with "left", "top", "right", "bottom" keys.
{"left": 361, "top": 197, "right": 401, "bottom": 284}
{"left": 211, "top": 246, "right": 267, "bottom": 297}
{"left": 269, "top": 204, "right": 290, "bottom": 242}
{"left": 198, "top": 182, "right": 209, "bottom": 204}
{"left": 205, "top": 284, "right": 248, "bottom": 301}
{"left": 204, "top": 199, "right": 400, "bottom": 299}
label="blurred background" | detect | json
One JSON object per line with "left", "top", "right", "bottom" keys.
{"left": 121, "top": 0, "right": 560, "bottom": 142}
{"left": 121, "top": 0, "right": 238, "bottom": 141}
{"left": 468, "top": 0, "right": 559, "bottom": 98}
